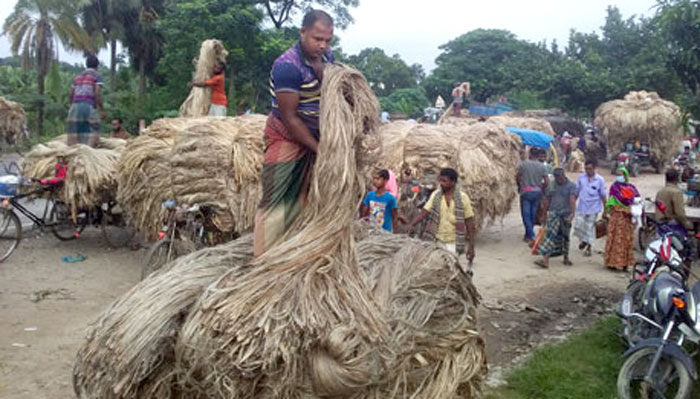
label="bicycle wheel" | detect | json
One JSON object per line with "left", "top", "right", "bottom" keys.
{"left": 101, "top": 202, "right": 134, "bottom": 248}
{"left": 142, "top": 239, "right": 173, "bottom": 280}
{"left": 0, "top": 209, "right": 21, "bottom": 262}
{"left": 50, "top": 202, "right": 87, "bottom": 241}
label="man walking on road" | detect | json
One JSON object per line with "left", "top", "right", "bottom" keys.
{"left": 517, "top": 147, "right": 549, "bottom": 246}
{"left": 535, "top": 168, "right": 577, "bottom": 268}
{"left": 574, "top": 160, "right": 606, "bottom": 256}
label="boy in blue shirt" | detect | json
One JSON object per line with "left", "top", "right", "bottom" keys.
{"left": 361, "top": 169, "right": 398, "bottom": 233}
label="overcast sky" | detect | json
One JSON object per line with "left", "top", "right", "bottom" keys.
{"left": 0, "top": 0, "right": 658, "bottom": 72}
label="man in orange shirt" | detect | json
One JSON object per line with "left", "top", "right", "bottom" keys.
{"left": 190, "top": 61, "right": 227, "bottom": 116}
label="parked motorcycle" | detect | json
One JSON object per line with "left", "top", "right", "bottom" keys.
{"left": 619, "top": 232, "right": 690, "bottom": 347}
{"left": 617, "top": 269, "right": 700, "bottom": 399}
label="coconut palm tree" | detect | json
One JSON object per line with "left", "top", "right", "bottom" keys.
{"left": 3, "top": 0, "right": 91, "bottom": 135}
{"left": 81, "top": 0, "right": 140, "bottom": 92}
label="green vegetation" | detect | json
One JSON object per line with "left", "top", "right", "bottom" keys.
{"left": 486, "top": 316, "right": 700, "bottom": 399}
{"left": 1, "top": 0, "right": 699, "bottom": 141}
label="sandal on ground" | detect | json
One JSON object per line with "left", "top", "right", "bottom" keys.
{"left": 534, "top": 259, "right": 549, "bottom": 269}
{"left": 562, "top": 259, "right": 573, "bottom": 266}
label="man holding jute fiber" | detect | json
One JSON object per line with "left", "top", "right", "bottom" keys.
{"left": 253, "top": 10, "right": 335, "bottom": 257}
{"left": 408, "top": 168, "right": 477, "bottom": 264}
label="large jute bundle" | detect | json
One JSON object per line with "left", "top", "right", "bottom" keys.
{"left": 116, "top": 115, "right": 265, "bottom": 238}
{"left": 595, "top": 90, "right": 683, "bottom": 163}
{"left": 22, "top": 137, "right": 126, "bottom": 214}
{"left": 74, "top": 65, "right": 485, "bottom": 398}
{"left": 488, "top": 115, "right": 556, "bottom": 136}
{"left": 178, "top": 39, "right": 229, "bottom": 117}
{"left": 438, "top": 115, "right": 482, "bottom": 129}
{"left": 0, "top": 96, "right": 28, "bottom": 144}
{"left": 378, "top": 120, "right": 520, "bottom": 231}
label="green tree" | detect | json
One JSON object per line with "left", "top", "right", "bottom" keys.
{"left": 423, "top": 29, "right": 551, "bottom": 105}
{"left": 379, "top": 87, "right": 429, "bottom": 118}
{"left": 121, "top": 1, "right": 164, "bottom": 117}
{"left": 81, "top": 0, "right": 139, "bottom": 92}
{"left": 347, "top": 48, "right": 421, "bottom": 97}
{"left": 656, "top": 0, "right": 700, "bottom": 116}
{"left": 256, "top": 0, "right": 358, "bottom": 29}
{"left": 2, "top": 0, "right": 91, "bottom": 135}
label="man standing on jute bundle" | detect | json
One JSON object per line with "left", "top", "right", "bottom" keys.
{"left": 253, "top": 10, "right": 335, "bottom": 257}
{"left": 408, "top": 168, "right": 476, "bottom": 264}
{"left": 67, "top": 54, "right": 106, "bottom": 147}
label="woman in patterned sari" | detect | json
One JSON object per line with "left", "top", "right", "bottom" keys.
{"left": 604, "top": 167, "right": 639, "bottom": 270}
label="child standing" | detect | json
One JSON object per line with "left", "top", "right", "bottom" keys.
{"left": 361, "top": 169, "right": 398, "bottom": 233}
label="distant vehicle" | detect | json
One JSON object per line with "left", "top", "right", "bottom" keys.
{"left": 612, "top": 142, "right": 663, "bottom": 176}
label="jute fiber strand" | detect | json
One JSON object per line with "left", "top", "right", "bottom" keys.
{"left": 0, "top": 96, "right": 28, "bottom": 144}
{"left": 438, "top": 116, "right": 481, "bottom": 129}
{"left": 22, "top": 137, "right": 126, "bottom": 215}
{"left": 488, "top": 115, "right": 556, "bottom": 136}
{"left": 594, "top": 90, "right": 683, "bottom": 164}
{"left": 72, "top": 223, "right": 485, "bottom": 398}
{"left": 116, "top": 115, "right": 265, "bottom": 238}
{"left": 179, "top": 39, "right": 228, "bottom": 117}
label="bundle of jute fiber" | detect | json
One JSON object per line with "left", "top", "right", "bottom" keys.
{"left": 488, "top": 115, "right": 556, "bottom": 136}
{"left": 438, "top": 115, "right": 482, "bottom": 128}
{"left": 116, "top": 115, "right": 266, "bottom": 238}
{"left": 172, "top": 65, "right": 481, "bottom": 398}
{"left": 454, "top": 122, "right": 521, "bottom": 231}
{"left": 179, "top": 39, "right": 228, "bottom": 117}
{"left": 0, "top": 96, "right": 28, "bottom": 145}
{"left": 567, "top": 149, "right": 585, "bottom": 173}
{"left": 168, "top": 114, "right": 265, "bottom": 233}
{"left": 116, "top": 122, "right": 180, "bottom": 237}
{"left": 72, "top": 222, "right": 485, "bottom": 398}
{"left": 22, "top": 138, "right": 126, "bottom": 216}
{"left": 595, "top": 90, "right": 683, "bottom": 164}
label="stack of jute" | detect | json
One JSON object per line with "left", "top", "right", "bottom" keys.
{"left": 438, "top": 115, "right": 482, "bottom": 129}
{"left": 378, "top": 120, "right": 520, "bottom": 231}
{"left": 595, "top": 90, "right": 683, "bottom": 164}
{"left": 22, "top": 136, "right": 126, "bottom": 215}
{"left": 0, "top": 96, "right": 28, "bottom": 145}
{"left": 74, "top": 65, "right": 486, "bottom": 399}
{"left": 567, "top": 149, "right": 585, "bottom": 173}
{"left": 116, "top": 114, "right": 266, "bottom": 238}
{"left": 488, "top": 115, "right": 556, "bottom": 136}
{"left": 179, "top": 39, "right": 229, "bottom": 117}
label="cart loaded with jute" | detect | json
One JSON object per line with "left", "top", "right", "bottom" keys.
{"left": 20, "top": 136, "right": 133, "bottom": 247}
{"left": 73, "top": 65, "right": 487, "bottom": 399}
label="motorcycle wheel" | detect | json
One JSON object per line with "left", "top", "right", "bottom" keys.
{"left": 619, "top": 280, "right": 654, "bottom": 347}
{"left": 617, "top": 346, "right": 691, "bottom": 399}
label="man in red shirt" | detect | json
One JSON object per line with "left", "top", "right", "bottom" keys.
{"left": 190, "top": 61, "right": 227, "bottom": 116}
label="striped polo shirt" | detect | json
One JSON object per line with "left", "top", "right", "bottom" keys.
{"left": 269, "top": 42, "right": 334, "bottom": 139}
{"left": 71, "top": 69, "right": 103, "bottom": 106}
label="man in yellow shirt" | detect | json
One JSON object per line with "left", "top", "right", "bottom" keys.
{"left": 409, "top": 168, "right": 476, "bottom": 262}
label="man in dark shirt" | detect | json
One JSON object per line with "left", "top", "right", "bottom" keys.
{"left": 535, "top": 168, "right": 578, "bottom": 268}
{"left": 253, "top": 9, "right": 334, "bottom": 257}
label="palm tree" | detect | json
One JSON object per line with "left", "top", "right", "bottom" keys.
{"left": 3, "top": 0, "right": 91, "bottom": 135}
{"left": 82, "top": 0, "right": 139, "bottom": 92}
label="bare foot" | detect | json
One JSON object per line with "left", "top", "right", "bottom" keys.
{"left": 534, "top": 259, "right": 549, "bottom": 268}
{"left": 563, "top": 258, "right": 573, "bottom": 266}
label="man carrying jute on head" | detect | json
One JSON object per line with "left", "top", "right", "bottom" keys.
{"left": 253, "top": 10, "right": 335, "bottom": 257}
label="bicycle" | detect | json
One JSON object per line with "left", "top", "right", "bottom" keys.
{"left": 141, "top": 201, "right": 237, "bottom": 279}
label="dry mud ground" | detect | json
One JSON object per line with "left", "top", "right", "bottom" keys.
{"left": 0, "top": 168, "right": 665, "bottom": 398}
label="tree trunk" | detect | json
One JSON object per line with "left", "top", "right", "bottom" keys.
{"left": 110, "top": 38, "right": 117, "bottom": 92}
{"left": 37, "top": 69, "right": 46, "bottom": 136}
{"left": 138, "top": 58, "right": 146, "bottom": 119}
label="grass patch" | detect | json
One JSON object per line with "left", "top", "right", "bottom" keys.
{"left": 486, "top": 316, "right": 624, "bottom": 399}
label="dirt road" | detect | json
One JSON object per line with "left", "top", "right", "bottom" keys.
{"left": 0, "top": 169, "right": 666, "bottom": 398}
